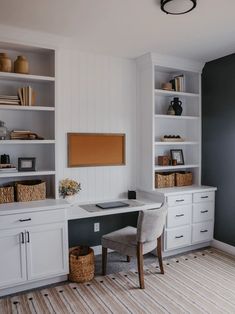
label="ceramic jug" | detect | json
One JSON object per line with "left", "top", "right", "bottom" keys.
{"left": 0, "top": 53, "right": 12, "bottom": 72}
{"left": 14, "top": 56, "right": 29, "bottom": 74}
{"left": 171, "top": 97, "right": 183, "bottom": 116}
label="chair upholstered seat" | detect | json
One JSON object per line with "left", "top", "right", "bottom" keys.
{"left": 102, "top": 226, "right": 157, "bottom": 256}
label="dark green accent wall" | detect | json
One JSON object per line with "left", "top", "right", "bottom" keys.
{"left": 202, "top": 53, "right": 235, "bottom": 247}
{"left": 68, "top": 211, "right": 139, "bottom": 248}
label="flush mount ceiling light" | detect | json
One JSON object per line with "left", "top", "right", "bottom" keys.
{"left": 161, "top": 0, "right": 197, "bottom": 15}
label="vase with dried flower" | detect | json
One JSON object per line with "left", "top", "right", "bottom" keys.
{"left": 59, "top": 179, "right": 81, "bottom": 203}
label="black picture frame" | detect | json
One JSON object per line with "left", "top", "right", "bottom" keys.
{"left": 18, "top": 157, "right": 36, "bottom": 172}
{"left": 170, "top": 149, "right": 184, "bottom": 165}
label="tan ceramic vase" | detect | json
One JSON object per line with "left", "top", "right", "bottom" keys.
{"left": 14, "top": 56, "right": 29, "bottom": 74}
{"left": 0, "top": 53, "right": 12, "bottom": 72}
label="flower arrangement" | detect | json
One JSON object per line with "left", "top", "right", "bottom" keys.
{"left": 59, "top": 178, "right": 81, "bottom": 199}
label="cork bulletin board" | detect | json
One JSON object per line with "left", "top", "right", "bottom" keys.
{"left": 67, "top": 133, "right": 126, "bottom": 167}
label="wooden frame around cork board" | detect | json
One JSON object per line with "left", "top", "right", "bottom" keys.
{"left": 67, "top": 133, "right": 126, "bottom": 167}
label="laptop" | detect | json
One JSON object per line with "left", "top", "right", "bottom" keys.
{"left": 96, "top": 201, "right": 129, "bottom": 209}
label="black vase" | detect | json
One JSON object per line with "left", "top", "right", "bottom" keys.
{"left": 171, "top": 97, "right": 183, "bottom": 116}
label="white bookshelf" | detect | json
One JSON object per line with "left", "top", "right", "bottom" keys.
{"left": 137, "top": 53, "right": 203, "bottom": 191}
{"left": 0, "top": 42, "right": 56, "bottom": 198}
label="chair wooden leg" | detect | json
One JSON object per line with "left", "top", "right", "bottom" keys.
{"left": 137, "top": 242, "right": 145, "bottom": 289}
{"left": 157, "top": 235, "right": 164, "bottom": 274}
{"left": 127, "top": 255, "right": 131, "bottom": 262}
{"left": 102, "top": 247, "right": 107, "bottom": 276}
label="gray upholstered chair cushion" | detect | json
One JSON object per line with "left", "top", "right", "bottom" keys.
{"left": 101, "top": 226, "right": 157, "bottom": 256}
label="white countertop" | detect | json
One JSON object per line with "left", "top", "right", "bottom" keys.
{"left": 67, "top": 198, "right": 162, "bottom": 220}
{"left": 153, "top": 185, "right": 217, "bottom": 196}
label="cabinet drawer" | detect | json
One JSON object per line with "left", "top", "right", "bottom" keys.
{"left": 165, "top": 226, "right": 191, "bottom": 250}
{"left": 192, "top": 222, "right": 214, "bottom": 243}
{"left": 167, "top": 205, "right": 192, "bottom": 228}
{"left": 0, "top": 209, "right": 66, "bottom": 230}
{"left": 193, "top": 203, "right": 214, "bottom": 223}
{"left": 193, "top": 191, "right": 214, "bottom": 203}
{"left": 167, "top": 194, "right": 192, "bottom": 207}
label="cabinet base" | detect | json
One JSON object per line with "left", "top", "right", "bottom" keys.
{"left": 161, "top": 241, "right": 212, "bottom": 258}
{"left": 0, "top": 275, "right": 67, "bottom": 298}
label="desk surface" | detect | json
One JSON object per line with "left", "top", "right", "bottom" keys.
{"left": 67, "top": 198, "right": 162, "bottom": 220}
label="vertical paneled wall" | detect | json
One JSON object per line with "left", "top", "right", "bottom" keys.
{"left": 56, "top": 49, "right": 137, "bottom": 202}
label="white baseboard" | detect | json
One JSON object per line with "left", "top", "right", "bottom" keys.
{"left": 211, "top": 239, "right": 235, "bottom": 256}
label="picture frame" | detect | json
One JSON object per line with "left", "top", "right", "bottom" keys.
{"left": 170, "top": 149, "right": 184, "bottom": 165}
{"left": 18, "top": 157, "right": 36, "bottom": 172}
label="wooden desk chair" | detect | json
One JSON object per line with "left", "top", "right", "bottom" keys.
{"left": 101, "top": 204, "right": 167, "bottom": 289}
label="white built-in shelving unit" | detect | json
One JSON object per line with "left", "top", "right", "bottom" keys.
{"left": 0, "top": 42, "right": 56, "bottom": 198}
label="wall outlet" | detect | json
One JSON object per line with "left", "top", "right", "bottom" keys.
{"left": 94, "top": 222, "right": 100, "bottom": 232}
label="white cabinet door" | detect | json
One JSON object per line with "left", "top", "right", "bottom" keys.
{"left": 0, "top": 228, "right": 27, "bottom": 288}
{"left": 26, "top": 223, "right": 68, "bottom": 281}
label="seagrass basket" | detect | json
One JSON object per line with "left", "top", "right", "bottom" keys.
{"left": 0, "top": 186, "right": 14, "bottom": 204}
{"left": 175, "top": 171, "right": 193, "bottom": 187}
{"left": 69, "top": 246, "right": 94, "bottom": 283}
{"left": 155, "top": 172, "right": 175, "bottom": 188}
{"left": 15, "top": 180, "right": 46, "bottom": 202}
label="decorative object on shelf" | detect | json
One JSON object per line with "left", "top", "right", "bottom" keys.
{"left": 170, "top": 75, "right": 185, "bottom": 92}
{"left": 18, "top": 157, "right": 36, "bottom": 172}
{"left": 160, "top": 0, "right": 197, "bottom": 15}
{"left": 128, "top": 190, "right": 136, "bottom": 199}
{"left": 157, "top": 156, "right": 170, "bottom": 166}
{"left": 155, "top": 172, "right": 175, "bottom": 188}
{"left": 167, "top": 104, "right": 175, "bottom": 115}
{"left": 14, "top": 55, "right": 29, "bottom": 74}
{"left": 0, "top": 186, "right": 14, "bottom": 204}
{"left": 0, "top": 121, "right": 7, "bottom": 140}
{"left": 1, "top": 154, "right": 10, "bottom": 164}
{"left": 172, "top": 159, "right": 177, "bottom": 166}
{"left": 161, "top": 82, "right": 173, "bottom": 91}
{"left": 175, "top": 171, "right": 193, "bottom": 186}
{"left": 59, "top": 178, "right": 81, "bottom": 199}
{"left": 0, "top": 163, "right": 17, "bottom": 172}
{"left": 0, "top": 94, "right": 20, "bottom": 106}
{"left": 69, "top": 246, "right": 94, "bottom": 283}
{"left": 18, "top": 86, "right": 36, "bottom": 106}
{"left": 170, "top": 149, "right": 184, "bottom": 165}
{"left": 0, "top": 53, "right": 12, "bottom": 72}
{"left": 161, "top": 135, "right": 184, "bottom": 142}
{"left": 171, "top": 97, "right": 183, "bottom": 116}
{"left": 10, "top": 130, "right": 44, "bottom": 140}
{"left": 15, "top": 180, "right": 46, "bottom": 202}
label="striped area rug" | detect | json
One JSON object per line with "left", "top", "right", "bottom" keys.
{"left": 0, "top": 248, "right": 235, "bottom": 313}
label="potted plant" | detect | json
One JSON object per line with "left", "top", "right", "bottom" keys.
{"left": 59, "top": 178, "right": 81, "bottom": 203}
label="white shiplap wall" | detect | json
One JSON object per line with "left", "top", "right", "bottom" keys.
{"left": 56, "top": 49, "right": 137, "bottom": 202}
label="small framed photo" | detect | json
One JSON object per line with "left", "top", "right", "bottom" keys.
{"left": 170, "top": 149, "right": 184, "bottom": 165}
{"left": 18, "top": 157, "right": 36, "bottom": 172}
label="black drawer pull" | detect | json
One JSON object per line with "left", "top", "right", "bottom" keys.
{"left": 19, "top": 218, "right": 31, "bottom": 222}
{"left": 175, "top": 235, "right": 184, "bottom": 239}
{"left": 201, "top": 196, "right": 209, "bottom": 199}
{"left": 176, "top": 214, "right": 185, "bottom": 217}
{"left": 176, "top": 199, "right": 184, "bottom": 202}
{"left": 26, "top": 231, "right": 30, "bottom": 243}
{"left": 20, "top": 232, "right": 25, "bottom": 244}
{"left": 200, "top": 229, "right": 208, "bottom": 233}
{"left": 201, "top": 210, "right": 208, "bottom": 214}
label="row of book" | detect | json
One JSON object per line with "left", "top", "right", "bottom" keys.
{"left": 0, "top": 86, "right": 35, "bottom": 106}
{"left": 10, "top": 130, "right": 44, "bottom": 140}
{"left": 170, "top": 74, "right": 185, "bottom": 92}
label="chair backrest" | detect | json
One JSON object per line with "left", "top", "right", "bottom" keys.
{"left": 136, "top": 203, "right": 167, "bottom": 243}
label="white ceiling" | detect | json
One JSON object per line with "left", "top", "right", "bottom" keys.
{"left": 0, "top": 0, "right": 235, "bottom": 62}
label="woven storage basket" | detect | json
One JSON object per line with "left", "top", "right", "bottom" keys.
{"left": 16, "top": 180, "right": 46, "bottom": 202}
{"left": 69, "top": 246, "right": 94, "bottom": 283}
{"left": 155, "top": 172, "right": 175, "bottom": 188}
{"left": 0, "top": 186, "right": 14, "bottom": 204}
{"left": 175, "top": 171, "right": 193, "bottom": 187}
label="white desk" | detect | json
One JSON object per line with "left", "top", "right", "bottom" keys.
{"left": 67, "top": 198, "right": 162, "bottom": 220}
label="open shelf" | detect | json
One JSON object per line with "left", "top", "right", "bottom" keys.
{"left": 0, "top": 105, "right": 54, "bottom": 111}
{"left": 0, "top": 170, "right": 55, "bottom": 178}
{"left": 155, "top": 114, "right": 199, "bottom": 120}
{"left": 155, "top": 141, "right": 199, "bottom": 146}
{"left": 0, "top": 140, "right": 55, "bottom": 144}
{"left": 0, "top": 71, "right": 55, "bottom": 83}
{"left": 155, "top": 89, "right": 199, "bottom": 98}
{"left": 154, "top": 164, "right": 199, "bottom": 171}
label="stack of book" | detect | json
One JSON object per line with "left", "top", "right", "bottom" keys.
{"left": 0, "top": 95, "right": 20, "bottom": 106}
{"left": 10, "top": 130, "right": 43, "bottom": 140}
{"left": 18, "top": 86, "right": 35, "bottom": 106}
{"left": 170, "top": 75, "right": 185, "bottom": 92}
{"left": 0, "top": 164, "right": 17, "bottom": 172}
